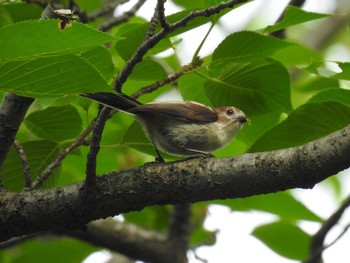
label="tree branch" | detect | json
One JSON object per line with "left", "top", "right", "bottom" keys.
{"left": 63, "top": 218, "right": 171, "bottom": 263}
{"left": 0, "top": 124, "right": 349, "bottom": 242}
{"left": 0, "top": 93, "right": 34, "bottom": 179}
{"left": 99, "top": 0, "right": 147, "bottom": 32}
{"left": 12, "top": 140, "right": 31, "bottom": 190}
{"left": 304, "top": 195, "right": 350, "bottom": 263}
{"left": 85, "top": 106, "right": 111, "bottom": 186}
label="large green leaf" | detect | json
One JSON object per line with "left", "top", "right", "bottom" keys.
{"left": 249, "top": 101, "right": 350, "bottom": 152}
{"left": 0, "top": 19, "right": 114, "bottom": 62}
{"left": 205, "top": 60, "right": 291, "bottom": 116}
{"left": 220, "top": 192, "right": 322, "bottom": 222}
{"left": 0, "top": 237, "right": 96, "bottom": 263}
{"left": 0, "top": 54, "right": 111, "bottom": 97}
{"left": 24, "top": 105, "right": 82, "bottom": 142}
{"left": 1, "top": 140, "right": 61, "bottom": 191}
{"left": 211, "top": 31, "right": 294, "bottom": 64}
{"left": 308, "top": 89, "right": 350, "bottom": 107}
{"left": 263, "top": 5, "right": 330, "bottom": 33}
{"left": 252, "top": 221, "right": 310, "bottom": 260}
{"left": 81, "top": 46, "right": 115, "bottom": 81}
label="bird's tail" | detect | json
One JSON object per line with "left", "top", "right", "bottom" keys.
{"left": 80, "top": 92, "right": 141, "bottom": 112}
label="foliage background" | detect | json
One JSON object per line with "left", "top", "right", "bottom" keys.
{"left": 0, "top": 0, "right": 350, "bottom": 262}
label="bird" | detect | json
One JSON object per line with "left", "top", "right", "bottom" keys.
{"left": 81, "top": 92, "right": 250, "bottom": 161}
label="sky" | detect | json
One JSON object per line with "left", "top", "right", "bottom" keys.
{"left": 84, "top": 0, "right": 350, "bottom": 262}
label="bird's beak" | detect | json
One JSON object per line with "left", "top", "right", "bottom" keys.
{"left": 238, "top": 116, "right": 251, "bottom": 125}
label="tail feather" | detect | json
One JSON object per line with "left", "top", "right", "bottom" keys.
{"left": 81, "top": 92, "right": 141, "bottom": 112}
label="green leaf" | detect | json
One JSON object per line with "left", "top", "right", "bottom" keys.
{"left": 211, "top": 31, "right": 294, "bottom": 64}
{"left": 272, "top": 44, "right": 321, "bottom": 67}
{"left": 121, "top": 121, "right": 174, "bottom": 159}
{"left": 24, "top": 105, "right": 82, "bottom": 142}
{"left": 0, "top": 237, "right": 96, "bottom": 263}
{"left": 220, "top": 192, "right": 322, "bottom": 222}
{"left": 252, "top": 221, "right": 310, "bottom": 260}
{"left": 0, "top": 3, "right": 42, "bottom": 23}
{"left": 332, "top": 62, "right": 350, "bottom": 80}
{"left": 0, "top": 7, "right": 13, "bottom": 27}
{"left": 308, "top": 89, "right": 350, "bottom": 107}
{"left": 124, "top": 206, "right": 171, "bottom": 232}
{"left": 0, "top": 54, "right": 111, "bottom": 97}
{"left": 1, "top": 140, "right": 61, "bottom": 191}
{"left": 81, "top": 46, "right": 115, "bottom": 81}
{"left": 205, "top": 60, "right": 292, "bottom": 117}
{"left": 249, "top": 101, "right": 350, "bottom": 152}
{"left": 0, "top": 19, "right": 114, "bottom": 62}
{"left": 115, "top": 23, "right": 172, "bottom": 61}
{"left": 129, "top": 59, "right": 167, "bottom": 81}
{"left": 263, "top": 5, "right": 331, "bottom": 33}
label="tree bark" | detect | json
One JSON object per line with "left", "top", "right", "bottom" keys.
{"left": 0, "top": 124, "right": 349, "bottom": 243}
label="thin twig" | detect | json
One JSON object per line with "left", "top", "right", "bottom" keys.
{"left": 99, "top": 0, "right": 147, "bottom": 32}
{"left": 12, "top": 140, "right": 31, "bottom": 190}
{"left": 85, "top": 107, "right": 111, "bottom": 187}
{"left": 132, "top": 59, "right": 203, "bottom": 99}
{"left": 157, "top": 0, "right": 169, "bottom": 30}
{"left": 114, "top": 0, "right": 247, "bottom": 92}
{"left": 31, "top": 120, "right": 96, "bottom": 189}
{"left": 304, "top": 195, "right": 350, "bottom": 263}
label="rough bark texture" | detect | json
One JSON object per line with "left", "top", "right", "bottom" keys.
{"left": 0, "top": 124, "right": 349, "bottom": 243}
{"left": 0, "top": 93, "right": 34, "bottom": 171}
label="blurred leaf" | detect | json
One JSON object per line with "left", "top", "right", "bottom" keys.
{"left": 205, "top": 60, "right": 292, "bottom": 117}
{"left": 211, "top": 32, "right": 294, "bottom": 65}
{"left": 121, "top": 121, "right": 175, "bottom": 160}
{"left": 272, "top": 44, "right": 321, "bottom": 67}
{"left": 263, "top": 5, "right": 330, "bottom": 33}
{"left": 0, "top": 3, "right": 42, "bottom": 23}
{"left": 0, "top": 54, "right": 111, "bottom": 97}
{"left": 308, "top": 89, "right": 350, "bottom": 107}
{"left": 332, "top": 62, "right": 350, "bottom": 80}
{"left": 249, "top": 101, "right": 350, "bottom": 152}
{"left": 129, "top": 59, "right": 167, "bottom": 81}
{"left": 0, "top": 19, "right": 114, "bottom": 62}
{"left": 296, "top": 77, "right": 339, "bottom": 93}
{"left": 0, "top": 237, "right": 96, "bottom": 263}
{"left": 179, "top": 69, "right": 213, "bottom": 106}
{"left": 0, "top": 7, "right": 13, "bottom": 27}
{"left": 121, "top": 120, "right": 154, "bottom": 154}
{"left": 81, "top": 46, "right": 115, "bottom": 81}
{"left": 24, "top": 105, "right": 82, "bottom": 142}
{"left": 221, "top": 192, "right": 322, "bottom": 222}
{"left": 1, "top": 140, "right": 61, "bottom": 191}
{"left": 75, "top": 0, "right": 103, "bottom": 12}
{"left": 124, "top": 206, "right": 171, "bottom": 232}
{"left": 252, "top": 221, "right": 310, "bottom": 260}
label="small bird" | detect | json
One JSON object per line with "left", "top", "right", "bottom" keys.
{"left": 81, "top": 92, "right": 250, "bottom": 161}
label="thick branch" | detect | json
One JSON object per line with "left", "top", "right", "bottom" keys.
{"left": 0, "top": 93, "right": 34, "bottom": 173}
{"left": 65, "top": 218, "right": 170, "bottom": 263}
{"left": 0, "top": 125, "right": 349, "bottom": 242}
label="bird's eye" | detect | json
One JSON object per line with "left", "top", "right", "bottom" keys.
{"left": 226, "top": 108, "right": 234, "bottom": 116}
